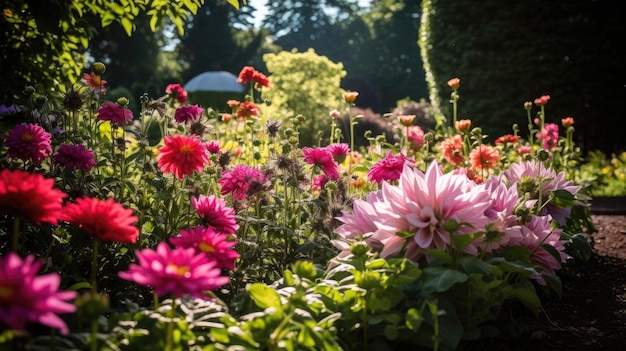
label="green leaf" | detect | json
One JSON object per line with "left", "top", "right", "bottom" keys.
{"left": 421, "top": 266, "right": 468, "bottom": 293}
{"left": 450, "top": 232, "right": 483, "bottom": 251}
{"left": 405, "top": 307, "right": 424, "bottom": 331}
{"left": 384, "top": 324, "right": 399, "bottom": 340}
{"left": 508, "top": 287, "right": 541, "bottom": 314}
{"left": 120, "top": 17, "right": 134, "bottom": 36}
{"left": 550, "top": 189, "right": 577, "bottom": 208}
{"left": 566, "top": 233, "right": 593, "bottom": 262}
{"left": 248, "top": 283, "right": 282, "bottom": 310}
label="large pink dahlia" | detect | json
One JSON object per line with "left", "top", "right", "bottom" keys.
{"left": 191, "top": 194, "right": 239, "bottom": 235}
{"left": 170, "top": 226, "right": 240, "bottom": 270}
{"left": 3, "top": 123, "right": 52, "bottom": 164}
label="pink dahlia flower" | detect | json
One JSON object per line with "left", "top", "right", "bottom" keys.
{"left": 535, "top": 123, "right": 559, "bottom": 149}
{"left": 97, "top": 102, "right": 133, "bottom": 125}
{"left": 312, "top": 174, "right": 330, "bottom": 191}
{"left": 157, "top": 135, "right": 208, "bottom": 179}
{"left": 174, "top": 105, "right": 203, "bottom": 124}
{"left": 0, "top": 252, "right": 76, "bottom": 334}
{"left": 61, "top": 197, "right": 139, "bottom": 243}
{"left": 302, "top": 147, "right": 340, "bottom": 180}
{"left": 218, "top": 164, "right": 265, "bottom": 201}
{"left": 170, "top": 226, "right": 239, "bottom": 270}
{"left": 165, "top": 83, "right": 188, "bottom": 104}
{"left": 4, "top": 123, "right": 52, "bottom": 164}
{"left": 327, "top": 143, "right": 350, "bottom": 164}
{"left": 407, "top": 125, "right": 425, "bottom": 151}
{"left": 52, "top": 144, "right": 96, "bottom": 172}
{"left": 119, "top": 242, "right": 230, "bottom": 299}
{"left": 367, "top": 151, "right": 415, "bottom": 184}
{"left": 479, "top": 177, "right": 524, "bottom": 252}
{"left": 191, "top": 194, "right": 239, "bottom": 235}
{"left": 204, "top": 140, "right": 221, "bottom": 154}
{"left": 0, "top": 169, "right": 66, "bottom": 225}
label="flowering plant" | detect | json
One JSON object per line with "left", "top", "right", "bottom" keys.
{"left": 0, "top": 66, "right": 594, "bottom": 350}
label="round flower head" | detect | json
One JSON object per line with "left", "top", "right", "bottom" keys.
{"left": 97, "top": 102, "right": 133, "bottom": 125}
{"left": 118, "top": 242, "right": 230, "bottom": 299}
{"left": 204, "top": 140, "right": 221, "bottom": 154}
{"left": 157, "top": 135, "right": 208, "bottom": 179}
{"left": 170, "top": 226, "right": 240, "bottom": 270}
{"left": 440, "top": 134, "right": 464, "bottom": 165}
{"left": 367, "top": 151, "right": 415, "bottom": 184}
{"left": 237, "top": 66, "right": 270, "bottom": 88}
{"left": 191, "top": 194, "right": 239, "bottom": 235}
{"left": 407, "top": 125, "right": 425, "bottom": 151}
{"left": 61, "top": 197, "right": 139, "bottom": 243}
{"left": 302, "top": 147, "right": 340, "bottom": 180}
{"left": 82, "top": 72, "right": 107, "bottom": 95}
{"left": 327, "top": 143, "right": 350, "bottom": 164}
{"left": 53, "top": 144, "right": 96, "bottom": 172}
{"left": 235, "top": 101, "right": 260, "bottom": 119}
{"left": 174, "top": 105, "right": 203, "bottom": 124}
{"left": 218, "top": 164, "right": 265, "bottom": 201}
{"left": 0, "top": 252, "right": 77, "bottom": 334}
{"left": 0, "top": 169, "right": 66, "bottom": 224}
{"left": 469, "top": 145, "right": 501, "bottom": 171}
{"left": 4, "top": 123, "right": 52, "bottom": 164}
{"left": 165, "top": 83, "right": 188, "bottom": 104}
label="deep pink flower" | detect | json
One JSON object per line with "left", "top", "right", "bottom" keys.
{"left": 118, "top": 242, "right": 230, "bottom": 299}
{"left": 204, "top": 140, "right": 221, "bottom": 154}
{"left": 535, "top": 123, "right": 559, "bottom": 149}
{"left": 327, "top": 143, "right": 350, "bottom": 164}
{"left": 191, "top": 194, "right": 239, "bottom": 235}
{"left": 407, "top": 125, "right": 425, "bottom": 151}
{"left": 170, "top": 226, "right": 239, "bottom": 270}
{"left": 97, "top": 102, "right": 133, "bottom": 125}
{"left": 165, "top": 83, "right": 188, "bottom": 104}
{"left": 367, "top": 151, "right": 415, "bottom": 184}
{"left": 157, "top": 135, "right": 208, "bottom": 179}
{"left": 61, "top": 197, "right": 139, "bottom": 243}
{"left": 82, "top": 72, "right": 107, "bottom": 95}
{"left": 312, "top": 174, "right": 330, "bottom": 191}
{"left": 0, "top": 169, "right": 66, "bottom": 225}
{"left": 4, "top": 123, "right": 52, "bottom": 163}
{"left": 0, "top": 252, "right": 76, "bottom": 334}
{"left": 174, "top": 105, "right": 204, "bottom": 124}
{"left": 52, "top": 144, "right": 96, "bottom": 172}
{"left": 218, "top": 164, "right": 264, "bottom": 201}
{"left": 302, "top": 147, "right": 340, "bottom": 180}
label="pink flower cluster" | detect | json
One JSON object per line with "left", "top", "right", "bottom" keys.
{"left": 97, "top": 102, "right": 133, "bottom": 126}
{"left": 218, "top": 164, "right": 266, "bottom": 201}
{"left": 174, "top": 105, "right": 204, "bottom": 124}
{"left": 535, "top": 123, "right": 559, "bottom": 149}
{"left": 165, "top": 83, "right": 188, "bottom": 104}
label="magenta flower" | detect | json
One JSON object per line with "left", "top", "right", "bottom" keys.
{"left": 165, "top": 83, "right": 188, "bottom": 104}
{"left": 52, "top": 144, "right": 96, "bottom": 172}
{"left": 191, "top": 194, "right": 239, "bottom": 235}
{"left": 97, "top": 102, "right": 133, "bottom": 125}
{"left": 3, "top": 123, "right": 52, "bottom": 163}
{"left": 407, "top": 125, "right": 425, "bottom": 151}
{"left": 118, "top": 242, "right": 230, "bottom": 299}
{"left": 204, "top": 140, "right": 221, "bottom": 154}
{"left": 312, "top": 174, "right": 329, "bottom": 191}
{"left": 174, "top": 105, "right": 204, "bottom": 124}
{"left": 535, "top": 123, "right": 559, "bottom": 149}
{"left": 327, "top": 143, "right": 350, "bottom": 163}
{"left": 158, "top": 135, "right": 209, "bottom": 179}
{"left": 170, "top": 226, "right": 240, "bottom": 270}
{"left": 0, "top": 253, "right": 76, "bottom": 334}
{"left": 302, "top": 147, "right": 340, "bottom": 180}
{"left": 367, "top": 151, "right": 415, "bottom": 184}
{"left": 218, "top": 164, "right": 265, "bottom": 201}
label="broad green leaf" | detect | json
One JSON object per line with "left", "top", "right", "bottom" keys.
{"left": 550, "top": 189, "right": 577, "bottom": 208}
{"left": 508, "top": 287, "right": 541, "bottom": 314}
{"left": 120, "top": 17, "right": 134, "bottom": 36}
{"left": 450, "top": 232, "right": 483, "bottom": 251}
{"left": 421, "top": 266, "right": 468, "bottom": 293}
{"left": 248, "top": 283, "right": 282, "bottom": 310}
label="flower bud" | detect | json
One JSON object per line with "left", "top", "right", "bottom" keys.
{"left": 343, "top": 91, "right": 359, "bottom": 104}
{"left": 92, "top": 62, "right": 106, "bottom": 75}
{"left": 23, "top": 85, "right": 36, "bottom": 95}
{"left": 116, "top": 97, "right": 129, "bottom": 107}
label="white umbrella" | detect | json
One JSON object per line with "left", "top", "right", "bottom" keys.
{"left": 183, "top": 71, "right": 245, "bottom": 93}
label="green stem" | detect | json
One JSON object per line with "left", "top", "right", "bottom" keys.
{"left": 11, "top": 216, "right": 20, "bottom": 253}
{"left": 165, "top": 299, "right": 177, "bottom": 351}
{"left": 92, "top": 239, "right": 99, "bottom": 293}
{"left": 90, "top": 318, "right": 98, "bottom": 351}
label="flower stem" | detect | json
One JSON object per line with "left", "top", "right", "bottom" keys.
{"left": 165, "top": 299, "right": 177, "bottom": 351}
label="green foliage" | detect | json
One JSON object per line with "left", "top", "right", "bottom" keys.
{"left": 262, "top": 49, "right": 347, "bottom": 146}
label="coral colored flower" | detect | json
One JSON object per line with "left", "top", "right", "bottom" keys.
{"left": 221, "top": 113, "right": 233, "bottom": 122}
{"left": 327, "top": 143, "right": 350, "bottom": 164}
{"left": 495, "top": 134, "right": 520, "bottom": 145}
{"left": 82, "top": 72, "right": 107, "bottom": 94}
{"left": 469, "top": 145, "right": 501, "bottom": 170}
{"left": 52, "top": 144, "right": 96, "bottom": 172}
{"left": 329, "top": 109, "right": 342, "bottom": 118}
{"left": 119, "top": 242, "right": 230, "bottom": 299}
{"left": 218, "top": 164, "right": 265, "bottom": 201}
{"left": 535, "top": 123, "right": 559, "bottom": 149}
{"left": 0, "top": 169, "right": 66, "bottom": 225}
{"left": 367, "top": 151, "right": 415, "bottom": 184}
{"left": 235, "top": 101, "right": 260, "bottom": 119}
{"left": 0, "top": 253, "right": 76, "bottom": 334}
{"left": 170, "top": 226, "right": 239, "bottom": 270}
{"left": 191, "top": 195, "right": 239, "bottom": 235}
{"left": 4, "top": 123, "right": 52, "bottom": 163}
{"left": 158, "top": 135, "right": 208, "bottom": 179}
{"left": 343, "top": 91, "right": 359, "bottom": 104}
{"left": 165, "top": 83, "right": 188, "bottom": 104}
{"left": 455, "top": 119, "right": 471, "bottom": 131}
{"left": 302, "top": 147, "right": 340, "bottom": 180}
{"left": 534, "top": 95, "right": 550, "bottom": 106}
{"left": 407, "top": 125, "right": 425, "bottom": 151}
{"left": 447, "top": 77, "right": 460, "bottom": 89}
{"left": 61, "top": 197, "right": 139, "bottom": 243}
{"left": 440, "top": 134, "right": 465, "bottom": 165}
{"left": 237, "top": 66, "right": 270, "bottom": 88}
{"left": 518, "top": 145, "right": 532, "bottom": 155}
{"left": 398, "top": 114, "right": 416, "bottom": 127}
{"left": 174, "top": 105, "right": 203, "bottom": 124}
{"left": 561, "top": 117, "right": 574, "bottom": 128}
{"left": 226, "top": 100, "right": 240, "bottom": 108}
{"left": 350, "top": 176, "right": 366, "bottom": 188}
{"left": 97, "top": 102, "right": 133, "bottom": 125}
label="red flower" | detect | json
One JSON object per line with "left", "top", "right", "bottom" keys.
{"left": 174, "top": 105, "right": 203, "bottom": 124}
{"left": 235, "top": 101, "right": 260, "bottom": 119}
{"left": 534, "top": 95, "right": 551, "bottom": 106}
{"left": 61, "top": 197, "right": 139, "bottom": 243}
{"left": 4, "top": 123, "right": 52, "bottom": 164}
{"left": 165, "top": 83, "right": 188, "bottom": 104}
{"left": 170, "top": 226, "right": 240, "bottom": 270}
{"left": 97, "top": 102, "right": 133, "bottom": 126}
{"left": 52, "top": 144, "right": 96, "bottom": 172}
{"left": 237, "top": 66, "right": 270, "bottom": 88}
{"left": 469, "top": 145, "right": 501, "bottom": 170}
{"left": 302, "top": 147, "right": 340, "bottom": 180}
{"left": 0, "top": 169, "right": 66, "bottom": 224}
{"left": 495, "top": 134, "right": 520, "bottom": 145}
{"left": 440, "top": 134, "right": 465, "bottom": 165}
{"left": 82, "top": 72, "right": 107, "bottom": 95}
{"left": 157, "top": 135, "right": 208, "bottom": 179}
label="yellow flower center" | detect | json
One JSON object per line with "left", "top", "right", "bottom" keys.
{"left": 0, "top": 285, "right": 14, "bottom": 299}
{"left": 21, "top": 133, "right": 33, "bottom": 142}
{"left": 198, "top": 242, "right": 216, "bottom": 253}
{"left": 166, "top": 263, "right": 190, "bottom": 277}
{"left": 179, "top": 145, "right": 191, "bottom": 155}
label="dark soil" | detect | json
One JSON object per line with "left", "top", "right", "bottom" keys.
{"left": 464, "top": 214, "right": 626, "bottom": 350}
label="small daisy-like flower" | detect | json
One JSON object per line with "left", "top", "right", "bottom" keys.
{"left": 0, "top": 253, "right": 77, "bottom": 334}
{"left": 469, "top": 145, "right": 501, "bottom": 170}
{"left": 327, "top": 143, "right": 350, "bottom": 164}
{"left": 61, "top": 197, "right": 139, "bottom": 243}
{"left": 82, "top": 72, "right": 107, "bottom": 94}
{"left": 174, "top": 105, "right": 203, "bottom": 124}
{"left": 170, "top": 226, "right": 240, "bottom": 270}
{"left": 118, "top": 242, "right": 230, "bottom": 299}
{"left": 204, "top": 140, "right": 221, "bottom": 154}
{"left": 97, "top": 102, "right": 133, "bottom": 126}
{"left": 4, "top": 123, "right": 52, "bottom": 164}
{"left": 440, "top": 134, "right": 464, "bottom": 165}
{"left": 0, "top": 169, "right": 67, "bottom": 224}
{"left": 157, "top": 135, "right": 208, "bottom": 179}
{"left": 52, "top": 144, "right": 96, "bottom": 172}
{"left": 191, "top": 194, "right": 239, "bottom": 235}
{"left": 235, "top": 101, "right": 260, "bottom": 119}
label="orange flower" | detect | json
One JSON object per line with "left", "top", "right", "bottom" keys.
{"left": 398, "top": 115, "right": 416, "bottom": 127}
{"left": 561, "top": 117, "right": 574, "bottom": 128}
{"left": 441, "top": 135, "right": 464, "bottom": 165}
{"left": 226, "top": 100, "right": 240, "bottom": 108}
{"left": 495, "top": 134, "right": 520, "bottom": 145}
{"left": 343, "top": 91, "right": 359, "bottom": 104}
{"left": 455, "top": 119, "right": 471, "bottom": 132}
{"left": 447, "top": 77, "right": 460, "bottom": 90}
{"left": 469, "top": 145, "right": 500, "bottom": 170}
